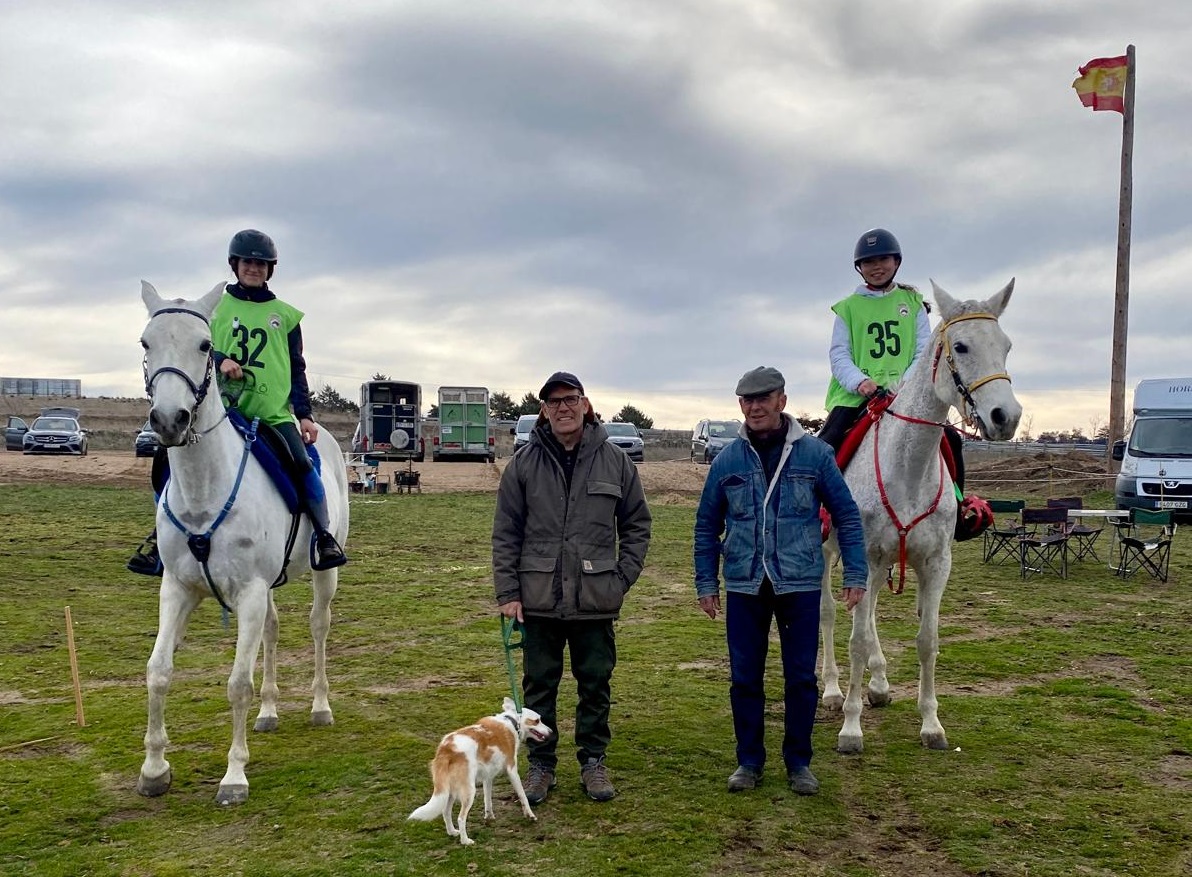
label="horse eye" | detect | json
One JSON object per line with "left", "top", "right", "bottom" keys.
{"left": 140, "top": 340, "right": 148, "bottom": 350}
{"left": 199, "top": 340, "right": 211, "bottom": 353}
{"left": 953, "top": 342, "right": 968, "bottom": 354}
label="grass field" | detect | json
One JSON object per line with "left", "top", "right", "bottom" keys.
{"left": 1, "top": 483, "right": 1189, "bottom": 876}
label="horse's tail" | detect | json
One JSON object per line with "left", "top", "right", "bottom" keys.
{"left": 408, "top": 791, "right": 449, "bottom": 822}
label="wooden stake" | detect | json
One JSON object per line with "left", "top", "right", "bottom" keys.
{"left": 64, "top": 606, "right": 85, "bottom": 727}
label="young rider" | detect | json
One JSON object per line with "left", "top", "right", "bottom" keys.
{"left": 127, "top": 229, "right": 347, "bottom": 574}
{"left": 817, "top": 228, "right": 931, "bottom": 453}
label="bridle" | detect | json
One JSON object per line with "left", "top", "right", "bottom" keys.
{"left": 142, "top": 306, "right": 223, "bottom": 443}
{"left": 930, "top": 311, "right": 1011, "bottom": 435}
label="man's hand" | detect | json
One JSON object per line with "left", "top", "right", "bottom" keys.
{"left": 857, "top": 379, "right": 879, "bottom": 398}
{"left": 299, "top": 418, "right": 319, "bottom": 444}
{"left": 499, "top": 600, "right": 524, "bottom": 623}
{"left": 841, "top": 587, "right": 865, "bottom": 611}
{"left": 220, "top": 359, "right": 243, "bottom": 380}
{"left": 698, "top": 594, "right": 721, "bottom": 620}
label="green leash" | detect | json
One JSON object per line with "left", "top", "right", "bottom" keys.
{"left": 501, "top": 616, "right": 525, "bottom": 711}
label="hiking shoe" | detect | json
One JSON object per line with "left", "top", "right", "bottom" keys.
{"left": 788, "top": 766, "right": 819, "bottom": 796}
{"left": 312, "top": 532, "right": 348, "bottom": 571}
{"left": 580, "top": 757, "right": 616, "bottom": 801}
{"left": 727, "top": 766, "right": 762, "bottom": 793}
{"left": 127, "top": 532, "right": 163, "bottom": 577}
{"left": 523, "top": 763, "right": 556, "bottom": 805}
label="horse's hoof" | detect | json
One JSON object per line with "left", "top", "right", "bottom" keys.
{"left": 921, "top": 732, "right": 949, "bottom": 751}
{"left": 821, "top": 693, "right": 844, "bottom": 711}
{"left": 136, "top": 768, "right": 172, "bottom": 798}
{"left": 310, "top": 710, "right": 334, "bottom": 727}
{"left": 867, "top": 689, "right": 892, "bottom": 708}
{"left": 837, "top": 735, "right": 864, "bottom": 755}
{"left": 216, "top": 784, "right": 249, "bottom": 806}
{"left": 254, "top": 716, "right": 279, "bottom": 732}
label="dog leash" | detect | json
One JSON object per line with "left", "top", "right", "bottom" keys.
{"left": 500, "top": 616, "right": 525, "bottom": 711}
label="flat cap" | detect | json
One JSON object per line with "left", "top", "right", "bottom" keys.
{"left": 539, "top": 371, "right": 585, "bottom": 400}
{"left": 735, "top": 366, "right": 785, "bottom": 397}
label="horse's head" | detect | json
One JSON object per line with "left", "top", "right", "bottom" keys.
{"left": 929, "top": 279, "right": 1022, "bottom": 442}
{"left": 140, "top": 280, "right": 226, "bottom": 447}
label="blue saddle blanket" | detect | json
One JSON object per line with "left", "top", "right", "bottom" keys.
{"left": 227, "top": 409, "right": 321, "bottom": 514}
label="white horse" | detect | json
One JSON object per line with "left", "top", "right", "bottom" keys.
{"left": 820, "top": 280, "right": 1021, "bottom": 753}
{"left": 135, "top": 280, "right": 349, "bottom": 805}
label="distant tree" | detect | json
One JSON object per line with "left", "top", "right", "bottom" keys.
{"left": 1037, "top": 431, "right": 1059, "bottom": 443}
{"left": 427, "top": 404, "right": 439, "bottom": 419}
{"left": 370, "top": 372, "right": 391, "bottom": 381}
{"left": 311, "top": 383, "right": 357, "bottom": 414}
{"left": 490, "top": 391, "right": 518, "bottom": 420}
{"left": 515, "top": 393, "right": 542, "bottom": 415}
{"left": 795, "top": 412, "right": 825, "bottom": 433}
{"left": 612, "top": 404, "right": 653, "bottom": 429}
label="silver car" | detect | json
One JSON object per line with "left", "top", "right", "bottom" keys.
{"left": 691, "top": 419, "right": 741, "bottom": 464}
{"left": 24, "top": 414, "right": 88, "bottom": 456}
{"left": 604, "top": 421, "right": 644, "bottom": 463}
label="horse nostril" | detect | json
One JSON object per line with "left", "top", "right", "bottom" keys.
{"left": 990, "top": 408, "right": 1007, "bottom": 427}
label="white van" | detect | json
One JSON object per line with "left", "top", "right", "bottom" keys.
{"left": 511, "top": 413, "right": 539, "bottom": 453}
{"left": 1113, "top": 377, "right": 1192, "bottom": 517}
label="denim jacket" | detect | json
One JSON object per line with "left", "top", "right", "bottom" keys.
{"left": 694, "top": 414, "right": 867, "bottom": 596}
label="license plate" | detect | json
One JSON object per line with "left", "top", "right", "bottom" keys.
{"left": 1157, "top": 500, "right": 1188, "bottom": 509}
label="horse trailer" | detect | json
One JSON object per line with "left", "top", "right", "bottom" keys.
{"left": 355, "top": 380, "right": 425, "bottom": 462}
{"left": 1113, "top": 377, "right": 1192, "bottom": 519}
{"left": 433, "top": 386, "right": 494, "bottom": 462}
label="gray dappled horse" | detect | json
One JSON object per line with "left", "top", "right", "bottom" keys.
{"left": 821, "top": 280, "right": 1021, "bottom": 753}
{"left": 135, "top": 281, "right": 349, "bottom": 804}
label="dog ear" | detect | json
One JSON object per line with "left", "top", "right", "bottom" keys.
{"left": 503, "top": 696, "right": 517, "bottom": 713}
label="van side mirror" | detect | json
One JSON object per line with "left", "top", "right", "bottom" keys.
{"left": 510, "top": 427, "right": 516, "bottom": 436}
{"left": 1111, "top": 440, "right": 1125, "bottom": 461}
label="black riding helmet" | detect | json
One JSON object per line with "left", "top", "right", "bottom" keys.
{"left": 853, "top": 228, "right": 901, "bottom": 266}
{"left": 228, "top": 229, "right": 278, "bottom": 279}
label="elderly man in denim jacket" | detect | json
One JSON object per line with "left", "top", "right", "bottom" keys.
{"left": 694, "top": 366, "right": 867, "bottom": 795}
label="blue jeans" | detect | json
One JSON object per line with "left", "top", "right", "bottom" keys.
{"left": 726, "top": 583, "right": 821, "bottom": 772}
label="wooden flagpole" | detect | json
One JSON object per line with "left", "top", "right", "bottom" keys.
{"left": 64, "top": 606, "right": 86, "bottom": 727}
{"left": 1107, "top": 44, "right": 1135, "bottom": 458}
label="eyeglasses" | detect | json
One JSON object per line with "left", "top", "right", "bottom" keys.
{"left": 544, "top": 394, "right": 584, "bottom": 410}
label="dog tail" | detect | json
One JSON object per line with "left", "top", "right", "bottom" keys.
{"left": 408, "top": 792, "right": 449, "bottom": 822}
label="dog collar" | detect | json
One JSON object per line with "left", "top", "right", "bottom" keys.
{"left": 501, "top": 714, "right": 520, "bottom": 733}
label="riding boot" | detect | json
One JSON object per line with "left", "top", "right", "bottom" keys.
{"left": 127, "top": 528, "right": 163, "bottom": 577}
{"left": 302, "top": 469, "right": 348, "bottom": 571}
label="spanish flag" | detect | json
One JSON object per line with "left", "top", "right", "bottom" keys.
{"left": 1072, "top": 55, "right": 1128, "bottom": 113}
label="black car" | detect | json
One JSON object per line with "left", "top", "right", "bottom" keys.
{"left": 135, "top": 420, "right": 160, "bottom": 458}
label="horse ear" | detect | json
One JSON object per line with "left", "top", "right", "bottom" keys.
{"left": 197, "top": 281, "right": 227, "bottom": 319}
{"left": 929, "top": 280, "right": 959, "bottom": 319}
{"left": 141, "top": 280, "right": 163, "bottom": 315}
{"left": 983, "top": 278, "right": 1015, "bottom": 317}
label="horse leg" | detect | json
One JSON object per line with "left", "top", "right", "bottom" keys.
{"left": 819, "top": 556, "right": 844, "bottom": 710}
{"left": 915, "top": 555, "right": 951, "bottom": 750}
{"left": 254, "top": 590, "right": 280, "bottom": 732}
{"left": 217, "top": 585, "right": 269, "bottom": 806}
{"left": 838, "top": 575, "right": 882, "bottom": 754}
{"left": 138, "top": 581, "right": 202, "bottom": 797}
{"left": 864, "top": 581, "right": 892, "bottom": 708}
{"left": 309, "top": 568, "right": 338, "bottom": 726}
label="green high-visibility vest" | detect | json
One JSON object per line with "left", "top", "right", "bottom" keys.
{"left": 824, "top": 285, "right": 924, "bottom": 410}
{"left": 210, "top": 292, "right": 305, "bottom": 426}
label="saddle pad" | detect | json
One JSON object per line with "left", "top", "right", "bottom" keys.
{"left": 227, "top": 410, "right": 322, "bottom": 514}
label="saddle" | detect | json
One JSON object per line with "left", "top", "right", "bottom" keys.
{"left": 821, "top": 392, "right": 992, "bottom": 543}
{"left": 226, "top": 409, "right": 322, "bottom": 514}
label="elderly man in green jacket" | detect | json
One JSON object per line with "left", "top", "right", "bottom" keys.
{"left": 493, "top": 371, "right": 652, "bottom": 804}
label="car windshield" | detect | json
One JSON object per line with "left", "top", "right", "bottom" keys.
{"left": 1129, "top": 417, "right": 1192, "bottom": 457}
{"left": 33, "top": 418, "right": 78, "bottom": 431}
{"left": 141, "top": 421, "right": 153, "bottom": 433}
{"left": 604, "top": 423, "right": 638, "bottom": 437}
{"left": 708, "top": 421, "right": 740, "bottom": 437}
{"left": 516, "top": 416, "right": 537, "bottom": 435}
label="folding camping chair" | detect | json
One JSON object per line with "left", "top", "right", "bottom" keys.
{"left": 1045, "top": 497, "right": 1104, "bottom": 562}
{"left": 1115, "top": 509, "right": 1176, "bottom": 583}
{"left": 982, "top": 499, "right": 1027, "bottom": 564}
{"left": 1019, "top": 507, "right": 1070, "bottom": 580}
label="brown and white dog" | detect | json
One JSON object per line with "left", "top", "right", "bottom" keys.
{"left": 408, "top": 697, "right": 553, "bottom": 845}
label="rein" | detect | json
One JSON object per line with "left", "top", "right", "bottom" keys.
{"left": 870, "top": 310, "right": 1006, "bottom": 593}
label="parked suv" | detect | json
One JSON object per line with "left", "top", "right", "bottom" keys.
{"left": 604, "top": 421, "right": 645, "bottom": 463}
{"left": 691, "top": 419, "right": 741, "bottom": 464}
{"left": 135, "top": 420, "right": 160, "bottom": 457}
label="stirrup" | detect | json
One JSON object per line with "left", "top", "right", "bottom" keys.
{"left": 127, "top": 534, "right": 163, "bottom": 577}
{"left": 312, "top": 533, "right": 348, "bottom": 571}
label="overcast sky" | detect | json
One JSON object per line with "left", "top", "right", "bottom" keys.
{"left": 2, "top": 1, "right": 1188, "bottom": 435}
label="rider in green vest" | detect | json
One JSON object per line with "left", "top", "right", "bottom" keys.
{"left": 127, "top": 230, "right": 347, "bottom": 574}
{"left": 818, "top": 228, "right": 931, "bottom": 452}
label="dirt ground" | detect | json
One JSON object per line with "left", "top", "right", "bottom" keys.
{"left": 0, "top": 449, "right": 713, "bottom": 495}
